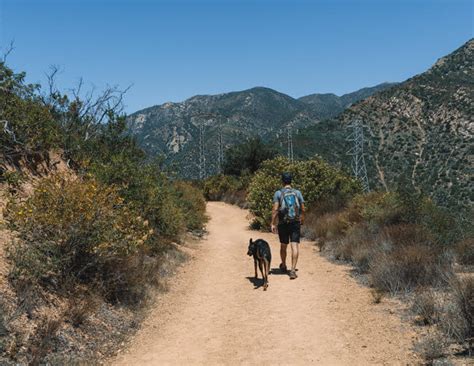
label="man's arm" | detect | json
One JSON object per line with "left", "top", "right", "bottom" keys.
{"left": 300, "top": 203, "right": 305, "bottom": 225}
{"left": 271, "top": 202, "right": 279, "bottom": 233}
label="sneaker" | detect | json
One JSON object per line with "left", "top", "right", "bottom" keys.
{"left": 289, "top": 270, "right": 297, "bottom": 279}
{"left": 279, "top": 263, "right": 287, "bottom": 273}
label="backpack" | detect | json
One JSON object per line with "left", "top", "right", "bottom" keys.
{"left": 278, "top": 188, "right": 301, "bottom": 223}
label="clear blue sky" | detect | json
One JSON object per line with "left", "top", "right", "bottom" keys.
{"left": 0, "top": 0, "right": 472, "bottom": 113}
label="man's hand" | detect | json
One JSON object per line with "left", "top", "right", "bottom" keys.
{"left": 271, "top": 224, "right": 277, "bottom": 233}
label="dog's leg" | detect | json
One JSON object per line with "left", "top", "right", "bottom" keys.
{"left": 254, "top": 258, "right": 258, "bottom": 279}
{"left": 263, "top": 259, "right": 269, "bottom": 290}
{"left": 258, "top": 260, "right": 264, "bottom": 287}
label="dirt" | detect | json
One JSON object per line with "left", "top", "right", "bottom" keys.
{"left": 113, "top": 202, "right": 418, "bottom": 365}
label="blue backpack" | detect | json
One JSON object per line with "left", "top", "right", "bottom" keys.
{"left": 279, "top": 188, "right": 301, "bottom": 223}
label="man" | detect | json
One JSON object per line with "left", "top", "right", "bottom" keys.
{"left": 271, "top": 172, "right": 305, "bottom": 280}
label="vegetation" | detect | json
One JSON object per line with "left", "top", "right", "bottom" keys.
{"left": 247, "top": 156, "right": 361, "bottom": 229}
{"left": 0, "top": 61, "right": 207, "bottom": 364}
{"left": 223, "top": 137, "right": 277, "bottom": 176}
{"left": 305, "top": 183, "right": 473, "bottom": 359}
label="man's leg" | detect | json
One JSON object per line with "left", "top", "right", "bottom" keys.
{"left": 280, "top": 243, "right": 288, "bottom": 269}
{"left": 290, "top": 242, "right": 299, "bottom": 271}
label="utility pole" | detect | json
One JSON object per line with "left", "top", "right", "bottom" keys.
{"left": 287, "top": 126, "right": 294, "bottom": 162}
{"left": 198, "top": 123, "right": 206, "bottom": 180}
{"left": 347, "top": 119, "right": 369, "bottom": 192}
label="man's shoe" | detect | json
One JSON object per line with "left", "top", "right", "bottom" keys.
{"left": 279, "top": 263, "right": 287, "bottom": 273}
{"left": 289, "top": 270, "right": 297, "bottom": 279}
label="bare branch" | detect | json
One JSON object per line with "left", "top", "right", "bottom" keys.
{"left": 1, "top": 40, "right": 15, "bottom": 63}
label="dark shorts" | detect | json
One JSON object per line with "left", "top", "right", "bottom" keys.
{"left": 278, "top": 221, "right": 301, "bottom": 244}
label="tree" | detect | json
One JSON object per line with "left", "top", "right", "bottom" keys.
{"left": 223, "top": 137, "right": 277, "bottom": 176}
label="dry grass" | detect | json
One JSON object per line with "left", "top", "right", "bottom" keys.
{"left": 414, "top": 331, "right": 447, "bottom": 363}
{"left": 411, "top": 289, "right": 438, "bottom": 325}
{"left": 28, "top": 317, "right": 61, "bottom": 366}
{"left": 455, "top": 238, "right": 474, "bottom": 265}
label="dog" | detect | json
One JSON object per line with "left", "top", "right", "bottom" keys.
{"left": 247, "top": 238, "right": 272, "bottom": 290}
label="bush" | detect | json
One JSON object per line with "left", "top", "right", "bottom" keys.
{"left": 223, "top": 137, "right": 277, "bottom": 176}
{"left": 369, "top": 240, "right": 449, "bottom": 294}
{"left": 247, "top": 156, "right": 360, "bottom": 229}
{"left": 411, "top": 289, "right": 439, "bottom": 325}
{"left": 203, "top": 174, "right": 241, "bottom": 201}
{"left": 203, "top": 174, "right": 249, "bottom": 208}
{"left": 414, "top": 332, "right": 447, "bottom": 362}
{"left": 455, "top": 238, "right": 474, "bottom": 265}
{"left": 5, "top": 175, "right": 153, "bottom": 302}
{"left": 439, "top": 277, "right": 474, "bottom": 345}
{"left": 172, "top": 181, "right": 207, "bottom": 231}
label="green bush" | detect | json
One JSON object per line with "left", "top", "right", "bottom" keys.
{"left": 172, "top": 181, "right": 207, "bottom": 231}
{"left": 223, "top": 137, "right": 277, "bottom": 176}
{"left": 0, "top": 63, "right": 60, "bottom": 161}
{"left": 5, "top": 175, "right": 153, "bottom": 302}
{"left": 203, "top": 174, "right": 241, "bottom": 201}
{"left": 247, "top": 156, "right": 361, "bottom": 229}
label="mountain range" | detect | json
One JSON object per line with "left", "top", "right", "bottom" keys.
{"left": 128, "top": 39, "right": 473, "bottom": 211}
{"left": 127, "top": 83, "right": 395, "bottom": 178}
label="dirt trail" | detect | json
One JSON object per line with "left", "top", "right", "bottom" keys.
{"left": 113, "top": 202, "right": 417, "bottom": 365}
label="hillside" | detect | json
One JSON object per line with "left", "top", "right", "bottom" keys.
{"left": 295, "top": 39, "right": 473, "bottom": 211}
{"left": 127, "top": 84, "right": 390, "bottom": 178}
{"left": 298, "top": 82, "right": 397, "bottom": 119}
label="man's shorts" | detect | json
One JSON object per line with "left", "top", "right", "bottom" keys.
{"left": 278, "top": 221, "right": 301, "bottom": 244}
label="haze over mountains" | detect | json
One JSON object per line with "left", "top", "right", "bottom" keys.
{"left": 128, "top": 39, "right": 473, "bottom": 210}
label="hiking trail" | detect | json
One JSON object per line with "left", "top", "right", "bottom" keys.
{"left": 113, "top": 202, "right": 417, "bottom": 365}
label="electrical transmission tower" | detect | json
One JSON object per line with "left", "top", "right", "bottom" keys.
{"left": 198, "top": 123, "right": 206, "bottom": 180}
{"left": 217, "top": 127, "right": 224, "bottom": 174}
{"left": 287, "top": 126, "right": 294, "bottom": 162}
{"left": 347, "top": 119, "right": 370, "bottom": 192}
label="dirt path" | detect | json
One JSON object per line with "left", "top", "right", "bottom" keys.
{"left": 113, "top": 202, "right": 417, "bottom": 365}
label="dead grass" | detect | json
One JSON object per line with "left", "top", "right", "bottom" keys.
{"left": 411, "top": 289, "right": 438, "bottom": 326}
{"left": 414, "top": 331, "right": 447, "bottom": 363}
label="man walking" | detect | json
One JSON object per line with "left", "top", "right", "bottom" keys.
{"left": 271, "top": 172, "right": 305, "bottom": 280}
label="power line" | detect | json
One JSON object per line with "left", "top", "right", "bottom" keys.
{"left": 347, "top": 119, "right": 369, "bottom": 192}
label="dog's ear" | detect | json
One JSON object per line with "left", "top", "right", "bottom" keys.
{"left": 249, "top": 238, "right": 253, "bottom": 245}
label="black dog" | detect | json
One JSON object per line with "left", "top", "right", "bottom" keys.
{"left": 247, "top": 238, "right": 272, "bottom": 290}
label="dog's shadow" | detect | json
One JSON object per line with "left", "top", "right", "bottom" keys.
{"left": 246, "top": 268, "right": 291, "bottom": 289}
{"left": 245, "top": 276, "right": 265, "bottom": 289}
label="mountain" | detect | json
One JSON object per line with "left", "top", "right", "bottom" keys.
{"left": 295, "top": 39, "right": 473, "bottom": 210}
{"left": 128, "top": 84, "right": 391, "bottom": 178}
{"left": 128, "top": 87, "right": 321, "bottom": 178}
{"left": 298, "top": 82, "right": 397, "bottom": 119}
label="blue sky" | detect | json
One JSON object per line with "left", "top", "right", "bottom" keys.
{"left": 0, "top": 0, "right": 472, "bottom": 113}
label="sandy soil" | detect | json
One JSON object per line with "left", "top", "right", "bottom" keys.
{"left": 113, "top": 202, "right": 418, "bottom": 366}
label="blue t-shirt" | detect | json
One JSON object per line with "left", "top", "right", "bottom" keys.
{"left": 273, "top": 187, "right": 304, "bottom": 207}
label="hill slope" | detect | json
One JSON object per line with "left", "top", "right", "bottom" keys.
{"left": 298, "top": 82, "right": 397, "bottom": 119}
{"left": 295, "top": 39, "right": 473, "bottom": 210}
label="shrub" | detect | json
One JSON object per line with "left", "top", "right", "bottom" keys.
{"left": 439, "top": 277, "right": 474, "bottom": 345}
{"left": 455, "top": 238, "right": 474, "bottom": 265}
{"left": 203, "top": 174, "right": 249, "bottom": 208}
{"left": 414, "top": 331, "right": 447, "bottom": 362}
{"left": 5, "top": 175, "right": 153, "bottom": 302}
{"left": 411, "top": 289, "right": 439, "bottom": 325}
{"left": 203, "top": 174, "right": 241, "bottom": 201}
{"left": 223, "top": 137, "right": 277, "bottom": 176}
{"left": 247, "top": 156, "right": 360, "bottom": 229}
{"left": 172, "top": 181, "right": 207, "bottom": 231}
{"left": 369, "top": 240, "right": 449, "bottom": 294}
